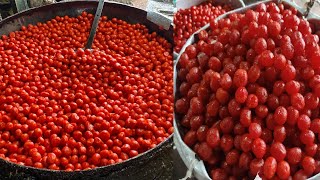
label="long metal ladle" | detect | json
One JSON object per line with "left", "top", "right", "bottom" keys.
{"left": 85, "top": 0, "right": 105, "bottom": 49}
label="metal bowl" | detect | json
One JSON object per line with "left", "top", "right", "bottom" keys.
{"left": 174, "top": 0, "right": 320, "bottom": 179}
{"left": 0, "top": 1, "right": 173, "bottom": 180}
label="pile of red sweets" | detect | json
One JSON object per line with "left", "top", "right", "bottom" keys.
{"left": 173, "top": 2, "right": 231, "bottom": 53}
{"left": 0, "top": 12, "right": 173, "bottom": 170}
{"left": 175, "top": 2, "right": 320, "bottom": 179}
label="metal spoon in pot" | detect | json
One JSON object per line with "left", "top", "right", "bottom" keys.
{"left": 85, "top": 0, "right": 105, "bottom": 50}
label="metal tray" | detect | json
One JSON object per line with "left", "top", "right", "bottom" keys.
{"left": 0, "top": 1, "right": 173, "bottom": 180}
{"left": 174, "top": 0, "right": 320, "bottom": 179}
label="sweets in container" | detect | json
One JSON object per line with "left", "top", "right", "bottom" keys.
{"left": 174, "top": 0, "right": 320, "bottom": 179}
{"left": 0, "top": 1, "right": 173, "bottom": 179}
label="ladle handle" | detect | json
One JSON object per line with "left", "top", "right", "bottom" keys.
{"left": 85, "top": 0, "right": 104, "bottom": 49}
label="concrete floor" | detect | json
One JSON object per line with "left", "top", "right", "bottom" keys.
{"left": 132, "top": 0, "right": 148, "bottom": 9}
{"left": 173, "top": 148, "right": 197, "bottom": 180}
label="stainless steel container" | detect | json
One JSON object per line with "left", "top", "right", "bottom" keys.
{"left": 174, "top": 0, "right": 320, "bottom": 179}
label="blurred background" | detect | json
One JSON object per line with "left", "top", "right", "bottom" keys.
{"left": 0, "top": 0, "right": 176, "bottom": 19}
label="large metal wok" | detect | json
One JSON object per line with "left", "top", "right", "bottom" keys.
{"left": 0, "top": 1, "right": 173, "bottom": 180}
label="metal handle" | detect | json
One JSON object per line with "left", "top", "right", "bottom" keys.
{"left": 158, "top": 9, "right": 174, "bottom": 16}
{"left": 85, "top": 0, "right": 104, "bottom": 49}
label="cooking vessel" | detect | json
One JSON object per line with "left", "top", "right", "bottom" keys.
{"left": 173, "top": 0, "right": 320, "bottom": 179}
{"left": 0, "top": 1, "right": 173, "bottom": 179}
